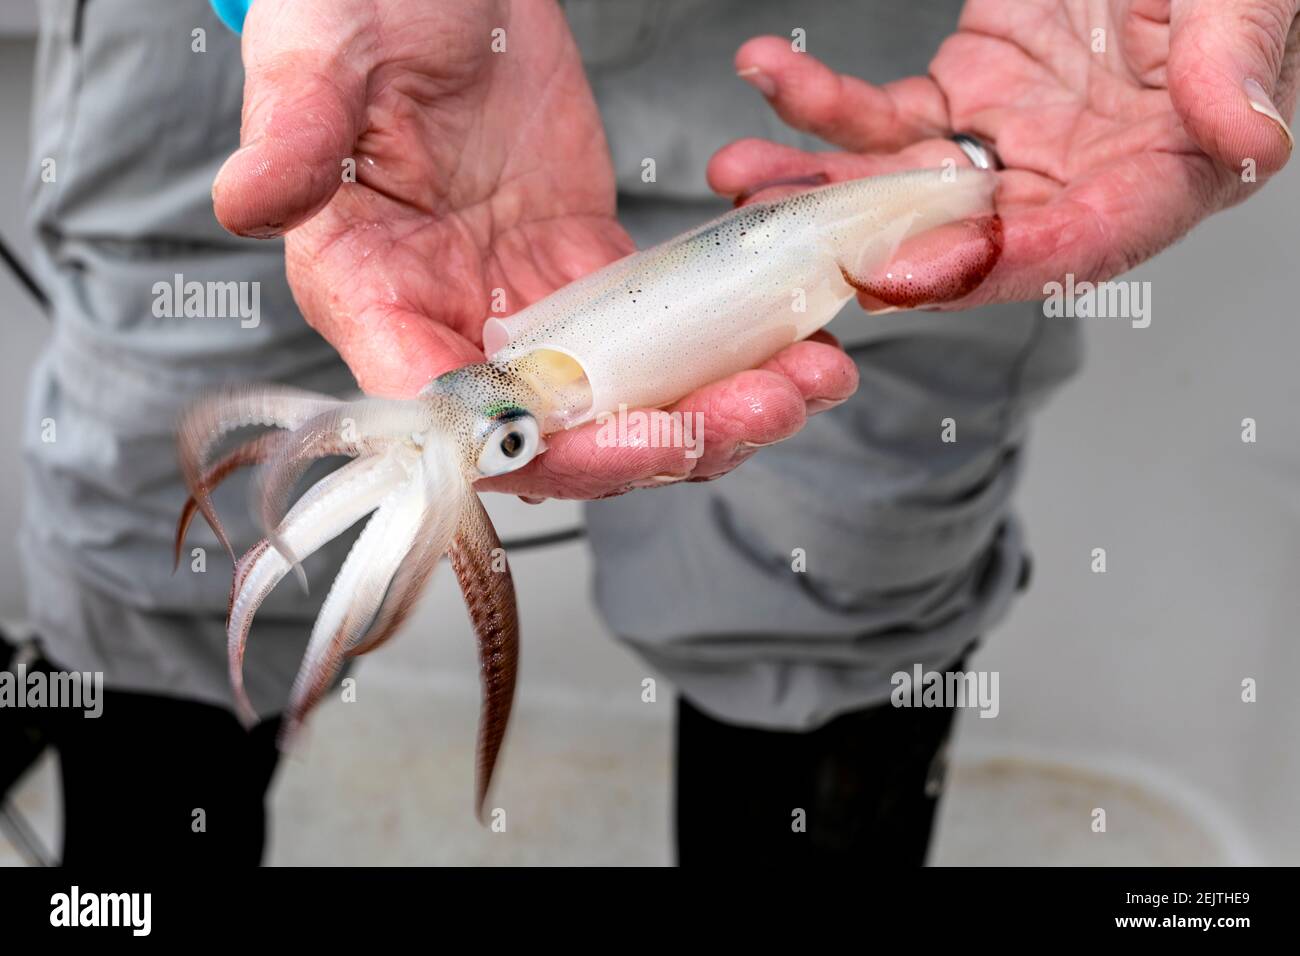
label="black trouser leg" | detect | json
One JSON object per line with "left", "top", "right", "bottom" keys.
{"left": 675, "top": 682, "right": 962, "bottom": 866}
{"left": 43, "top": 673, "right": 282, "bottom": 866}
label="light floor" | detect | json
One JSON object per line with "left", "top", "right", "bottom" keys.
{"left": 1, "top": 691, "right": 1227, "bottom": 867}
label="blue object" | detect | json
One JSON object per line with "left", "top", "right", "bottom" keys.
{"left": 210, "top": 0, "right": 253, "bottom": 33}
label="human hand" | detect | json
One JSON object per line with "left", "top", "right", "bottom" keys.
{"left": 715, "top": 0, "right": 1298, "bottom": 306}
{"left": 212, "top": 0, "right": 858, "bottom": 499}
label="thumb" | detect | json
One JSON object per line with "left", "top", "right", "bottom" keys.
{"left": 1168, "top": 0, "right": 1299, "bottom": 177}
{"left": 213, "top": 7, "right": 369, "bottom": 237}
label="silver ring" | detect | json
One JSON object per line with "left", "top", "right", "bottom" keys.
{"left": 949, "top": 132, "right": 1003, "bottom": 171}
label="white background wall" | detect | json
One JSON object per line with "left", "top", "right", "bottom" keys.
{"left": 2, "top": 19, "right": 1299, "bottom": 863}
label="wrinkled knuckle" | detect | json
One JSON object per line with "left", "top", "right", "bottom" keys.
{"left": 1237, "top": 4, "right": 1293, "bottom": 76}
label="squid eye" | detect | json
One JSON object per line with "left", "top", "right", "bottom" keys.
{"left": 476, "top": 414, "right": 542, "bottom": 477}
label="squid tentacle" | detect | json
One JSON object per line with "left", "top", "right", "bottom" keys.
{"left": 227, "top": 450, "right": 414, "bottom": 724}
{"left": 345, "top": 503, "right": 444, "bottom": 660}
{"left": 449, "top": 491, "right": 520, "bottom": 822}
{"left": 174, "top": 430, "right": 284, "bottom": 571}
{"left": 345, "top": 433, "right": 472, "bottom": 659}
{"left": 270, "top": 455, "right": 519, "bottom": 821}
{"left": 190, "top": 387, "right": 522, "bottom": 818}
{"left": 255, "top": 399, "right": 436, "bottom": 588}
{"left": 178, "top": 385, "right": 344, "bottom": 561}
{"left": 279, "top": 475, "right": 433, "bottom": 743}
{"left": 175, "top": 424, "right": 369, "bottom": 570}
{"left": 227, "top": 540, "right": 287, "bottom": 726}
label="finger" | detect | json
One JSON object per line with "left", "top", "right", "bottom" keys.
{"left": 708, "top": 138, "right": 974, "bottom": 199}
{"left": 284, "top": 229, "right": 485, "bottom": 398}
{"left": 1123, "top": 0, "right": 1173, "bottom": 86}
{"left": 476, "top": 414, "right": 696, "bottom": 500}
{"left": 316, "top": 304, "right": 485, "bottom": 398}
{"left": 711, "top": 140, "right": 1014, "bottom": 313}
{"left": 479, "top": 365, "right": 815, "bottom": 498}
{"left": 758, "top": 334, "right": 859, "bottom": 415}
{"left": 1168, "top": 0, "right": 1299, "bottom": 176}
{"left": 573, "top": 343, "right": 852, "bottom": 488}
{"left": 212, "top": 2, "right": 372, "bottom": 237}
{"left": 946, "top": 153, "right": 1214, "bottom": 307}
{"left": 845, "top": 214, "right": 1005, "bottom": 313}
{"left": 668, "top": 368, "right": 809, "bottom": 481}
{"left": 734, "top": 36, "right": 949, "bottom": 152}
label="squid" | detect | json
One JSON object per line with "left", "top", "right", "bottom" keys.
{"left": 175, "top": 168, "right": 1001, "bottom": 820}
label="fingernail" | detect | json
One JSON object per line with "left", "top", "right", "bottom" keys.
{"left": 807, "top": 398, "right": 848, "bottom": 415}
{"left": 740, "top": 439, "right": 780, "bottom": 449}
{"left": 630, "top": 473, "right": 688, "bottom": 490}
{"left": 241, "top": 222, "right": 286, "bottom": 239}
{"left": 1245, "top": 78, "right": 1294, "bottom": 151}
{"left": 737, "top": 66, "right": 777, "bottom": 98}
{"left": 517, "top": 495, "right": 546, "bottom": 505}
